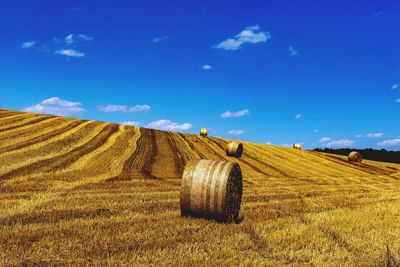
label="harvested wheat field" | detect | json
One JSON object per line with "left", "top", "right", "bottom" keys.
{"left": 1, "top": 108, "right": 400, "bottom": 266}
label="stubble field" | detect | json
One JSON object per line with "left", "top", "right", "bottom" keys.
{"left": 1, "top": 108, "right": 400, "bottom": 266}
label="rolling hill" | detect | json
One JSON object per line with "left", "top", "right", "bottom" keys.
{"left": 1, "top": 108, "right": 400, "bottom": 266}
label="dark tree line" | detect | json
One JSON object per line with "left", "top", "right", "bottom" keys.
{"left": 313, "top": 148, "right": 400, "bottom": 164}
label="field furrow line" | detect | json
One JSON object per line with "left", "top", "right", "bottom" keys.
{"left": 313, "top": 152, "right": 393, "bottom": 176}
{"left": 247, "top": 143, "right": 350, "bottom": 178}
{"left": 0, "top": 121, "right": 105, "bottom": 177}
{"left": 168, "top": 132, "right": 201, "bottom": 163}
{"left": 165, "top": 132, "right": 186, "bottom": 177}
{"left": 0, "top": 117, "right": 66, "bottom": 142}
{"left": 0, "top": 120, "right": 85, "bottom": 153}
{"left": 176, "top": 133, "right": 207, "bottom": 159}
{"left": 111, "top": 128, "right": 160, "bottom": 181}
{"left": 207, "top": 137, "right": 292, "bottom": 177}
{"left": 0, "top": 124, "right": 119, "bottom": 181}
{"left": 0, "top": 115, "right": 51, "bottom": 132}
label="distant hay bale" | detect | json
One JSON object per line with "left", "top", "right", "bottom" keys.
{"left": 226, "top": 141, "right": 243, "bottom": 157}
{"left": 180, "top": 159, "right": 243, "bottom": 223}
{"left": 200, "top": 128, "right": 208, "bottom": 136}
{"left": 293, "top": 143, "right": 302, "bottom": 150}
{"left": 348, "top": 151, "right": 363, "bottom": 163}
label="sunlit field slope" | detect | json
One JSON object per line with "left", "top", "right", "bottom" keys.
{"left": 1, "top": 108, "right": 400, "bottom": 266}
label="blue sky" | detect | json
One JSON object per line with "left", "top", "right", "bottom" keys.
{"left": 1, "top": 0, "right": 400, "bottom": 149}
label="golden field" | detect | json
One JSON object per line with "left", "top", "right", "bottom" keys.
{"left": 1, "top": 108, "right": 400, "bottom": 266}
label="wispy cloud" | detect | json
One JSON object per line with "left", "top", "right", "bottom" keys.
{"left": 21, "top": 41, "right": 36, "bottom": 49}
{"left": 319, "top": 137, "right": 331, "bottom": 143}
{"left": 391, "top": 84, "right": 399, "bottom": 90}
{"left": 63, "top": 33, "right": 93, "bottom": 45}
{"left": 374, "top": 10, "right": 398, "bottom": 19}
{"left": 152, "top": 36, "right": 169, "bottom": 43}
{"left": 396, "top": 98, "right": 400, "bottom": 103}
{"left": 22, "top": 97, "right": 85, "bottom": 116}
{"left": 98, "top": 104, "right": 151, "bottom": 113}
{"left": 214, "top": 25, "right": 271, "bottom": 50}
{"left": 295, "top": 113, "right": 302, "bottom": 120}
{"left": 366, "top": 132, "right": 384, "bottom": 138}
{"left": 55, "top": 49, "right": 85, "bottom": 57}
{"left": 228, "top": 129, "right": 245, "bottom": 136}
{"left": 325, "top": 139, "right": 354, "bottom": 148}
{"left": 221, "top": 109, "right": 250, "bottom": 118}
{"left": 378, "top": 138, "right": 400, "bottom": 147}
{"left": 288, "top": 46, "right": 299, "bottom": 56}
{"left": 53, "top": 33, "right": 93, "bottom": 58}
{"left": 122, "top": 121, "right": 140, "bottom": 126}
{"left": 200, "top": 64, "right": 212, "bottom": 70}
{"left": 146, "top": 119, "right": 192, "bottom": 131}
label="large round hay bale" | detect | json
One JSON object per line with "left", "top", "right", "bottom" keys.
{"left": 180, "top": 159, "right": 242, "bottom": 223}
{"left": 293, "top": 143, "right": 301, "bottom": 150}
{"left": 226, "top": 141, "right": 243, "bottom": 157}
{"left": 348, "top": 151, "right": 363, "bottom": 163}
{"left": 200, "top": 128, "right": 208, "bottom": 136}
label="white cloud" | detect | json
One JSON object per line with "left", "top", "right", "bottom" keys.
{"left": 65, "top": 34, "right": 74, "bottom": 44}
{"left": 288, "top": 46, "right": 299, "bottom": 56}
{"left": 221, "top": 109, "right": 250, "bottom": 118}
{"left": 146, "top": 119, "right": 192, "bottom": 131}
{"left": 201, "top": 64, "right": 212, "bottom": 70}
{"left": 55, "top": 49, "right": 85, "bottom": 57}
{"left": 129, "top": 105, "right": 151, "bottom": 112}
{"left": 228, "top": 130, "right": 245, "bottom": 136}
{"left": 319, "top": 137, "right": 331, "bottom": 143}
{"left": 152, "top": 36, "right": 169, "bottom": 43}
{"left": 295, "top": 113, "right": 302, "bottom": 120}
{"left": 122, "top": 121, "right": 140, "bottom": 126}
{"left": 78, "top": 34, "right": 93, "bottom": 41}
{"left": 214, "top": 25, "right": 271, "bottom": 50}
{"left": 21, "top": 41, "right": 36, "bottom": 49}
{"left": 378, "top": 138, "right": 400, "bottom": 147}
{"left": 98, "top": 104, "right": 151, "bottom": 113}
{"left": 391, "top": 84, "right": 399, "bottom": 90}
{"left": 64, "top": 33, "right": 93, "bottom": 45}
{"left": 366, "top": 132, "right": 384, "bottom": 138}
{"left": 325, "top": 139, "right": 354, "bottom": 148}
{"left": 22, "top": 97, "right": 85, "bottom": 116}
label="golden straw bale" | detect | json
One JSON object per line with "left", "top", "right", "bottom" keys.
{"left": 293, "top": 143, "right": 302, "bottom": 150}
{"left": 200, "top": 128, "right": 208, "bottom": 136}
{"left": 348, "top": 151, "right": 363, "bottom": 163}
{"left": 226, "top": 141, "right": 243, "bottom": 157}
{"left": 180, "top": 159, "right": 242, "bottom": 223}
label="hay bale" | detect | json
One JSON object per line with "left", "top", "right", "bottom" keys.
{"left": 293, "top": 143, "right": 302, "bottom": 150}
{"left": 226, "top": 141, "right": 243, "bottom": 157}
{"left": 180, "top": 159, "right": 242, "bottom": 223}
{"left": 200, "top": 128, "right": 208, "bottom": 136}
{"left": 348, "top": 151, "right": 363, "bottom": 163}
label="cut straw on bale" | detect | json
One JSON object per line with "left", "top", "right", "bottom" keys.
{"left": 293, "top": 143, "right": 302, "bottom": 150}
{"left": 180, "top": 159, "right": 243, "bottom": 223}
{"left": 226, "top": 141, "right": 243, "bottom": 158}
{"left": 348, "top": 151, "right": 363, "bottom": 163}
{"left": 200, "top": 128, "right": 208, "bottom": 137}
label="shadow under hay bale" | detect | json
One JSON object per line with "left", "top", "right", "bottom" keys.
{"left": 348, "top": 151, "right": 363, "bottom": 163}
{"left": 180, "top": 159, "right": 243, "bottom": 223}
{"left": 226, "top": 141, "right": 243, "bottom": 158}
{"left": 199, "top": 128, "right": 208, "bottom": 137}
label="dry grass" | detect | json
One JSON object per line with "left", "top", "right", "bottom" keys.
{"left": 1, "top": 109, "right": 400, "bottom": 266}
